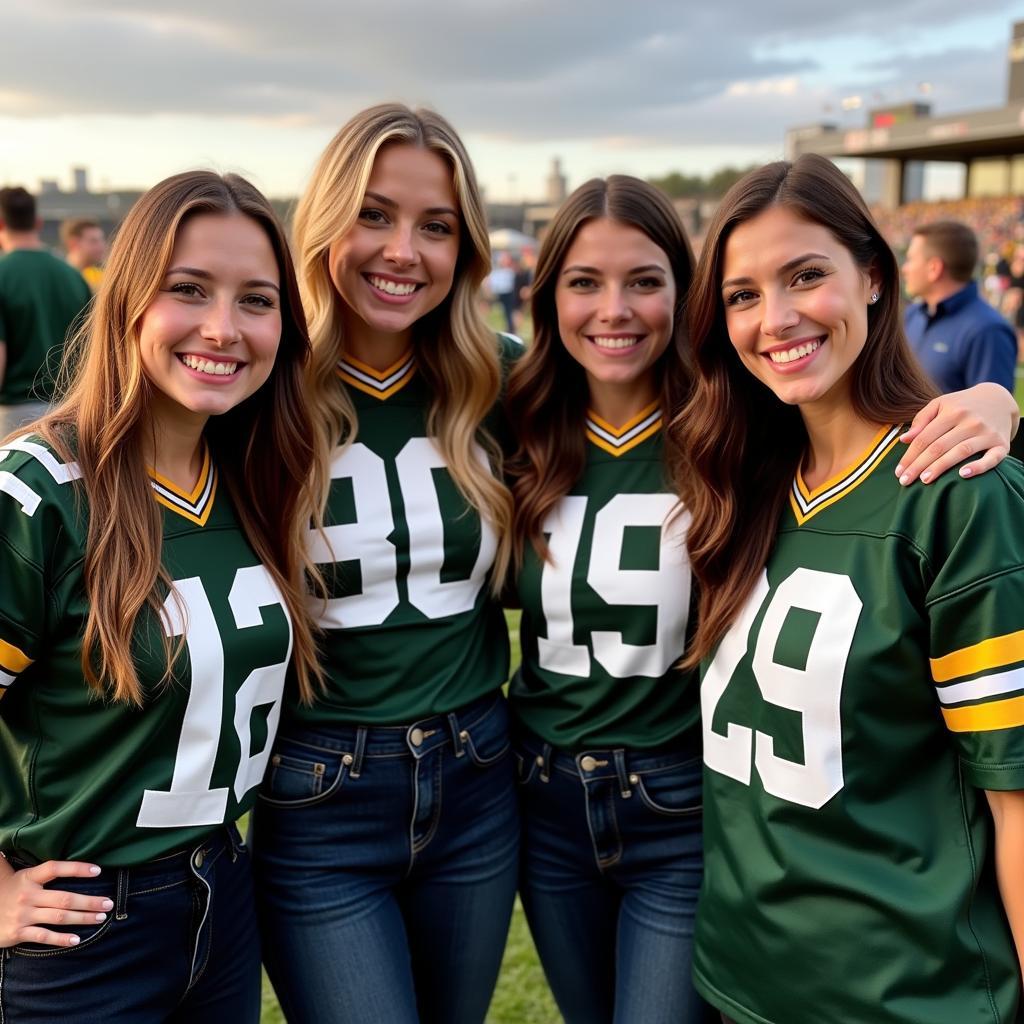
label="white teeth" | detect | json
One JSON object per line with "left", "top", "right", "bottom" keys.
{"left": 369, "top": 275, "right": 418, "bottom": 296}
{"left": 768, "top": 339, "right": 822, "bottom": 364}
{"left": 181, "top": 354, "right": 238, "bottom": 376}
{"left": 592, "top": 336, "right": 640, "bottom": 350}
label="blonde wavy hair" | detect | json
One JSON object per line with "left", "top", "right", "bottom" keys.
{"left": 25, "top": 171, "right": 323, "bottom": 705}
{"left": 295, "top": 103, "right": 512, "bottom": 584}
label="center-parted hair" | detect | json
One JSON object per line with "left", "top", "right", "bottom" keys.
{"left": 666, "top": 153, "right": 935, "bottom": 667}
{"left": 27, "top": 171, "right": 323, "bottom": 705}
{"left": 505, "top": 175, "right": 696, "bottom": 567}
{"left": 294, "top": 103, "right": 513, "bottom": 585}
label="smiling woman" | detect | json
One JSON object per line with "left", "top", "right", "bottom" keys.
{"left": 0, "top": 171, "right": 321, "bottom": 1024}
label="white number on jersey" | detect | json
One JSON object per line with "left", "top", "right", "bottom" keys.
{"left": 702, "top": 567, "right": 862, "bottom": 809}
{"left": 537, "top": 493, "right": 691, "bottom": 679}
{"left": 310, "top": 438, "right": 498, "bottom": 628}
{"left": 136, "top": 566, "right": 292, "bottom": 828}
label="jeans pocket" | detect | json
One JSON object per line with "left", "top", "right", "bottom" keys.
{"left": 461, "top": 701, "right": 511, "bottom": 768}
{"left": 258, "top": 738, "right": 348, "bottom": 808}
{"left": 12, "top": 914, "right": 115, "bottom": 958}
{"left": 634, "top": 758, "right": 703, "bottom": 817}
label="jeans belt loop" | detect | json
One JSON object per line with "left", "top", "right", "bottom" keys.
{"left": 114, "top": 867, "right": 130, "bottom": 921}
{"left": 349, "top": 727, "right": 368, "bottom": 779}
{"left": 540, "top": 743, "right": 552, "bottom": 783}
{"left": 613, "top": 749, "right": 633, "bottom": 798}
{"left": 448, "top": 711, "right": 466, "bottom": 757}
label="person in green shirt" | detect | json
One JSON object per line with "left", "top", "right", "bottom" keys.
{"left": 673, "top": 153, "right": 1024, "bottom": 1024}
{"left": 0, "top": 170, "right": 321, "bottom": 1023}
{"left": 0, "top": 187, "right": 92, "bottom": 434}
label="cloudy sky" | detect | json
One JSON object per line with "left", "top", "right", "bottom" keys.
{"left": 1, "top": 0, "right": 1020, "bottom": 200}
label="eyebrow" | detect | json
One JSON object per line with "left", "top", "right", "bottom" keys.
{"left": 721, "top": 252, "right": 832, "bottom": 290}
{"left": 561, "top": 263, "right": 667, "bottom": 276}
{"left": 165, "top": 266, "right": 280, "bottom": 292}
{"left": 364, "top": 191, "right": 458, "bottom": 218}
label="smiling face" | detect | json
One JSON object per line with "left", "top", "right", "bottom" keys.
{"left": 327, "top": 143, "right": 460, "bottom": 361}
{"left": 721, "top": 205, "right": 879, "bottom": 414}
{"left": 137, "top": 211, "right": 282, "bottom": 431}
{"left": 555, "top": 217, "right": 676, "bottom": 418}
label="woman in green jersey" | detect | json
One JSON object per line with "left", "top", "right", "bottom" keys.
{"left": 250, "top": 105, "right": 520, "bottom": 1024}
{"left": 0, "top": 172, "right": 321, "bottom": 1022}
{"left": 673, "top": 153, "right": 1024, "bottom": 1024}
{"left": 505, "top": 172, "right": 1021, "bottom": 1024}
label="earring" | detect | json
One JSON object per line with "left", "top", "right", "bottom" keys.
{"left": 870, "top": 292, "right": 879, "bottom": 304}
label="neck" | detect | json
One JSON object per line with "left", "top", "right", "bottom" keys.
{"left": 800, "top": 400, "right": 887, "bottom": 491}
{"left": 67, "top": 252, "right": 90, "bottom": 271}
{"left": 142, "top": 398, "right": 209, "bottom": 491}
{"left": 343, "top": 312, "right": 413, "bottom": 372}
{"left": 587, "top": 375, "right": 658, "bottom": 428}
{"left": 925, "top": 278, "right": 968, "bottom": 314}
{"left": 2, "top": 232, "right": 43, "bottom": 251}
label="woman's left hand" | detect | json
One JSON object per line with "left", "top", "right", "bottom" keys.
{"left": 895, "top": 382, "right": 1019, "bottom": 485}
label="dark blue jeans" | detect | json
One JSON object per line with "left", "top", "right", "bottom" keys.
{"left": 0, "top": 826, "right": 259, "bottom": 1024}
{"left": 516, "top": 729, "right": 711, "bottom": 1024}
{"left": 251, "top": 692, "right": 520, "bottom": 1024}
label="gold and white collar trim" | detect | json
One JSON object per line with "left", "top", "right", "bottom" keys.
{"left": 337, "top": 351, "right": 416, "bottom": 400}
{"left": 586, "top": 403, "right": 662, "bottom": 457}
{"left": 789, "top": 424, "right": 901, "bottom": 525}
{"left": 149, "top": 448, "right": 217, "bottom": 527}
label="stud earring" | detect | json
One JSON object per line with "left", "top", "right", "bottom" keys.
{"left": 870, "top": 292, "right": 879, "bottom": 304}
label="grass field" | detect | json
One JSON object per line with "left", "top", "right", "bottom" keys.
{"left": 257, "top": 610, "right": 562, "bottom": 1023}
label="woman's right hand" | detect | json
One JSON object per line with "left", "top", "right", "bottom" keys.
{"left": 0, "top": 856, "right": 112, "bottom": 948}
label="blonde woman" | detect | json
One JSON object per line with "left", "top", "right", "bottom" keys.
{"left": 251, "top": 105, "right": 519, "bottom": 1024}
{"left": 0, "top": 171, "right": 320, "bottom": 1022}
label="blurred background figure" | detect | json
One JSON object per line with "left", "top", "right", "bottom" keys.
{"left": 487, "top": 250, "right": 518, "bottom": 333}
{"left": 61, "top": 217, "right": 107, "bottom": 292}
{"left": 902, "top": 219, "right": 1016, "bottom": 394}
{"left": 513, "top": 246, "right": 535, "bottom": 333}
{"left": 0, "top": 187, "right": 92, "bottom": 435}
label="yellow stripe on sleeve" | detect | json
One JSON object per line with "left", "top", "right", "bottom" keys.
{"left": 941, "top": 694, "right": 1024, "bottom": 733}
{"left": 931, "top": 629, "right": 1024, "bottom": 684}
{"left": 0, "top": 637, "right": 31, "bottom": 674}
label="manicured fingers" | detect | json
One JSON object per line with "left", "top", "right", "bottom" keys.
{"left": 957, "top": 446, "right": 1009, "bottom": 479}
{"left": 35, "top": 889, "right": 114, "bottom": 916}
{"left": 14, "top": 925, "right": 84, "bottom": 948}
{"left": 24, "top": 906, "right": 108, "bottom": 927}
{"left": 25, "top": 861, "right": 101, "bottom": 885}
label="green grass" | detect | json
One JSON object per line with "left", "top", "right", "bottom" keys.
{"left": 256, "top": 610, "right": 560, "bottom": 1022}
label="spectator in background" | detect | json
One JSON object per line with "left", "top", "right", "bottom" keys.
{"left": 61, "top": 217, "right": 107, "bottom": 292}
{"left": 902, "top": 220, "right": 1016, "bottom": 394}
{"left": 487, "top": 250, "right": 518, "bottom": 333}
{"left": 0, "top": 187, "right": 92, "bottom": 435}
{"left": 513, "top": 246, "right": 535, "bottom": 334}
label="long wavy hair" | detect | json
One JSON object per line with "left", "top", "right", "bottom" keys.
{"left": 26, "top": 171, "right": 322, "bottom": 705}
{"left": 506, "top": 175, "right": 695, "bottom": 565}
{"left": 668, "top": 154, "right": 935, "bottom": 667}
{"left": 295, "top": 103, "right": 513, "bottom": 585}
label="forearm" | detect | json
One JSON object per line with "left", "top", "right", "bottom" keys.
{"left": 986, "top": 789, "right": 1024, "bottom": 976}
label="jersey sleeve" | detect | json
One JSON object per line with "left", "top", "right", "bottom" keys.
{"left": 924, "top": 463, "right": 1024, "bottom": 789}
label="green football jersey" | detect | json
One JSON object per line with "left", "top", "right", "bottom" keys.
{"left": 511, "top": 406, "right": 699, "bottom": 749}
{"left": 289, "top": 342, "right": 514, "bottom": 728}
{"left": 0, "top": 436, "right": 293, "bottom": 865}
{"left": 695, "top": 425, "right": 1024, "bottom": 1024}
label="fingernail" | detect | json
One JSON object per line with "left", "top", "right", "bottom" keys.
{"left": 960, "top": 466, "right": 972, "bottom": 477}
{"left": 69, "top": 935, "right": 80, "bottom": 945}
{"left": 921, "top": 471, "right": 932, "bottom": 483}
{"left": 894, "top": 464, "right": 904, "bottom": 476}
{"left": 95, "top": 912, "right": 107, "bottom": 922}
{"left": 899, "top": 473, "right": 911, "bottom": 485}
{"left": 89, "top": 866, "right": 101, "bottom": 876}
{"left": 101, "top": 899, "right": 113, "bottom": 911}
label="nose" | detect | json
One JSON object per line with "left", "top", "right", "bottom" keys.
{"left": 760, "top": 289, "right": 799, "bottom": 338}
{"left": 598, "top": 284, "right": 630, "bottom": 324}
{"left": 382, "top": 223, "right": 417, "bottom": 266}
{"left": 201, "top": 298, "right": 242, "bottom": 348}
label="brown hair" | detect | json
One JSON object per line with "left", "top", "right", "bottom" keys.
{"left": 295, "top": 103, "right": 513, "bottom": 587}
{"left": 60, "top": 217, "right": 102, "bottom": 247}
{"left": 914, "top": 220, "right": 978, "bottom": 283}
{"left": 668, "top": 153, "right": 935, "bottom": 667}
{"left": 506, "top": 175, "right": 695, "bottom": 565}
{"left": 23, "top": 171, "right": 322, "bottom": 705}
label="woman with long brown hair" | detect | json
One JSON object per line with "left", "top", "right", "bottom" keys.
{"left": 250, "top": 104, "right": 520, "bottom": 1024}
{"left": 672, "top": 153, "right": 1024, "bottom": 1024}
{"left": 0, "top": 170, "right": 320, "bottom": 1022}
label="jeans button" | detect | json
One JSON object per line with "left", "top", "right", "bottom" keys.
{"left": 410, "top": 727, "right": 425, "bottom": 747}
{"left": 580, "top": 755, "right": 598, "bottom": 772}
{"left": 193, "top": 849, "right": 205, "bottom": 869}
